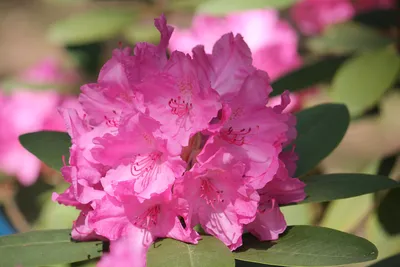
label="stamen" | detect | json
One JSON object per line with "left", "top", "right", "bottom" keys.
{"left": 200, "top": 178, "right": 224, "bottom": 208}
{"left": 169, "top": 96, "right": 192, "bottom": 117}
{"left": 220, "top": 126, "right": 252, "bottom": 146}
{"left": 132, "top": 205, "right": 161, "bottom": 229}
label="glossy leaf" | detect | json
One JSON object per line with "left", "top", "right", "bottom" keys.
{"left": 234, "top": 225, "right": 378, "bottom": 266}
{"left": 0, "top": 230, "right": 103, "bottom": 266}
{"left": 197, "top": 0, "right": 299, "bottom": 15}
{"left": 368, "top": 253, "right": 400, "bottom": 267}
{"left": 330, "top": 46, "right": 400, "bottom": 117}
{"left": 19, "top": 131, "right": 71, "bottom": 172}
{"left": 147, "top": 235, "right": 235, "bottom": 267}
{"left": 300, "top": 174, "right": 399, "bottom": 204}
{"left": 48, "top": 8, "right": 135, "bottom": 45}
{"left": 294, "top": 104, "right": 350, "bottom": 177}
{"left": 271, "top": 56, "right": 348, "bottom": 96}
{"left": 307, "top": 23, "right": 393, "bottom": 55}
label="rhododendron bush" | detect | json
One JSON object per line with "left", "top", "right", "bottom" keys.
{"left": 0, "top": 1, "right": 399, "bottom": 267}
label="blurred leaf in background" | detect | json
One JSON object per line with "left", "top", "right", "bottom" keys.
{"left": 48, "top": 7, "right": 136, "bottom": 46}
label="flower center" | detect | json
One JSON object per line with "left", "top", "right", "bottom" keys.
{"left": 200, "top": 178, "right": 224, "bottom": 208}
{"left": 130, "top": 152, "right": 162, "bottom": 188}
{"left": 169, "top": 96, "right": 192, "bottom": 117}
{"left": 132, "top": 205, "right": 161, "bottom": 229}
{"left": 220, "top": 126, "right": 252, "bottom": 146}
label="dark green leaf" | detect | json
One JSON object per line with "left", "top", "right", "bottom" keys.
{"left": 353, "top": 9, "right": 397, "bottom": 29}
{"left": 377, "top": 187, "right": 400, "bottom": 235}
{"left": 271, "top": 56, "right": 349, "bottom": 96}
{"left": 368, "top": 254, "right": 400, "bottom": 267}
{"left": 147, "top": 235, "right": 235, "bottom": 267}
{"left": 294, "top": 104, "right": 350, "bottom": 177}
{"left": 0, "top": 229, "right": 103, "bottom": 266}
{"left": 19, "top": 131, "right": 71, "bottom": 172}
{"left": 48, "top": 8, "right": 135, "bottom": 45}
{"left": 330, "top": 46, "right": 400, "bottom": 117}
{"left": 234, "top": 226, "right": 378, "bottom": 266}
{"left": 307, "top": 23, "right": 393, "bottom": 55}
{"left": 197, "top": 0, "right": 299, "bottom": 15}
{"left": 300, "top": 174, "right": 399, "bottom": 204}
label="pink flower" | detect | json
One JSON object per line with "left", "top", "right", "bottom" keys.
{"left": 53, "top": 14, "right": 305, "bottom": 267}
{"left": 291, "top": 0, "right": 355, "bottom": 35}
{"left": 247, "top": 150, "right": 306, "bottom": 240}
{"left": 174, "top": 149, "right": 259, "bottom": 250}
{"left": 170, "top": 10, "right": 301, "bottom": 81}
{"left": 20, "top": 58, "right": 79, "bottom": 85}
{"left": 0, "top": 90, "right": 61, "bottom": 185}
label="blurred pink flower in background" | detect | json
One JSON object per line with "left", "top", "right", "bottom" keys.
{"left": 19, "top": 58, "right": 79, "bottom": 85}
{"left": 0, "top": 59, "right": 80, "bottom": 186}
{"left": 169, "top": 10, "right": 301, "bottom": 81}
{"left": 290, "top": 0, "right": 355, "bottom": 36}
{"left": 291, "top": 0, "right": 396, "bottom": 36}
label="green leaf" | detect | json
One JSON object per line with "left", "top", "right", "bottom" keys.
{"left": 294, "top": 104, "right": 350, "bottom": 177}
{"left": 147, "top": 235, "right": 235, "bottom": 267}
{"left": 271, "top": 56, "right": 349, "bottom": 96}
{"left": 307, "top": 23, "right": 393, "bottom": 55}
{"left": 19, "top": 131, "right": 71, "bottom": 172}
{"left": 0, "top": 230, "right": 103, "bottom": 266}
{"left": 234, "top": 225, "right": 378, "bottom": 266}
{"left": 330, "top": 46, "right": 400, "bottom": 117}
{"left": 197, "top": 0, "right": 298, "bottom": 15}
{"left": 123, "top": 22, "right": 160, "bottom": 44}
{"left": 353, "top": 9, "right": 397, "bottom": 29}
{"left": 299, "top": 173, "right": 399, "bottom": 204}
{"left": 48, "top": 8, "right": 135, "bottom": 45}
{"left": 368, "top": 254, "right": 400, "bottom": 267}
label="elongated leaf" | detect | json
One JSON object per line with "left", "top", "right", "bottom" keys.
{"left": 300, "top": 174, "right": 399, "bottom": 204}
{"left": 307, "top": 23, "right": 393, "bottom": 55}
{"left": 294, "top": 104, "right": 350, "bottom": 177}
{"left": 0, "top": 230, "right": 103, "bottom": 266}
{"left": 48, "top": 8, "right": 135, "bottom": 45}
{"left": 147, "top": 235, "right": 235, "bottom": 267}
{"left": 271, "top": 56, "right": 349, "bottom": 96}
{"left": 19, "top": 131, "right": 71, "bottom": 172}
{"left": 197, "top": 0, "right": 298, "bottom": 15}
{"left": 330, "top": 46, "right": 400, "bottom": 117}
{"left": 234, "top": 225, "right": 377, "bottom": 266}
{"left": 368, "top": 254, "right": 400, "bottom": 267}
{"left": 354, "top": 9, "right": 397, "bottom": 29}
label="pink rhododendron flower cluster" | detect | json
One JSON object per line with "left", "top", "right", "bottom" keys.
{"left": 291, "top": 0, "right": 396, "bottom": 35}
{"left": 53, "top": 15, "right": 306, "bottom": 267}
{"left": 0, "top": 59, "right": 80, "bottom": 186}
